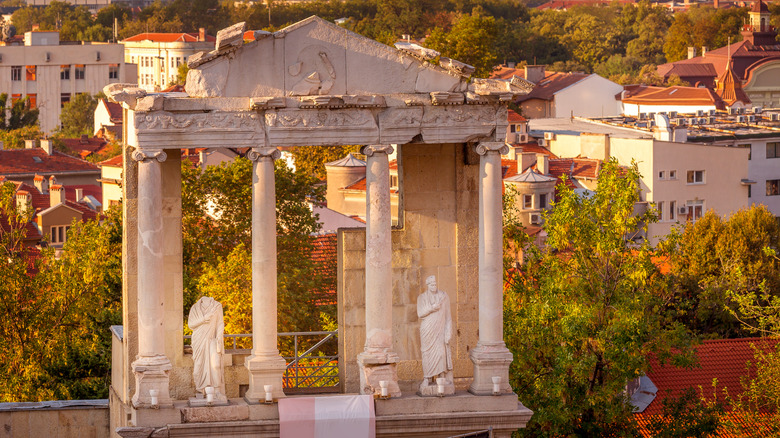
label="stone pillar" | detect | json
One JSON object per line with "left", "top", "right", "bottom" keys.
{"left": 131, "top": 148, "right": 173, "bottom": 408}
{"left": 244, "top": 147, "right": 287, "bottom": 402}
{"left": 470, "top": 142, "right": 514, "bottom": 396}
{"left": 357, "top": 144, "right": 401, "bottom": 397}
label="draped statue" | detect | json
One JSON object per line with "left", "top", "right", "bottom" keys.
{"left": 188, "top": 296, "right": 226, "bottom": 401}
{"left": 417, "top": 275, "right": 455, "bottom": 396}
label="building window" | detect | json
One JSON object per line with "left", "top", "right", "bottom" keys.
{"left": 767, "top": 142, "right": 780, "bottom": 159}
{"left": 669, "top": 170, "right": 677, "bottom": 180}
{"left": 27, "top": 94, "right": 36, "bottom": 108}
{"left": 523, "top": 194, "right": 532, "bottom": 209}
{"left": 74, "top": 65, "right": 85, "bottom": 80}
{"left": 11, "top": 65, "right": 21, "bottom": 81}
{"left": 109, "top": 64, "right": 119, "bottom": 79}
{"left": 657, "top": 201, "right": 664, "bottom": 221}
{"left": 658, "top": 171, "right": 665, "bottom": 180}
{"left": 389, "top": 174, "right": 398, "bottom": 190}
{"left": 25, "top": 65, "right": 36, "bottom": 81}
{"left": 687, "top": 200, "right": 704, "bottom": 221}
{"left": 61, "top": 93, "right": 70, "bottom": 108}
{"left": 748, "top": 184, "right": 752, "bottom": 198}
{"left": 60, "top": 65, "right": 70, "bottom": 80}
{"left": 669, "top": 200, "right": 676, "bottom": 221}
{"left": 767, "top": 179, "right": 780, "bottom": 196}
{"left": 687, "top": 170, "right": 704, "bottom": 184}
{"left": 130, "top": 56, "right": 134, "bottom": 64}
{"left": 50, "top": 225, "right": 70, "bottom": 244}
{"left": 539, "top": 193, "right": 548, "bottom": 209}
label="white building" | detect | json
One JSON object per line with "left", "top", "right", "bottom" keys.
{"left": 121, "top": 31, "right": 215, "bottom": 92}
{"left": 0, "top": 31, "right": 135, "bottom": 133}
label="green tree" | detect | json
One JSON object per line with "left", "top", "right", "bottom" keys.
{"left": 665, "top": 206, "right": 780, "bottom": 338}
{"left": 505, "top": 159, "right": 696, "bottom": 436}
{"left": 646, "top": 387, "right": 723, "bottom": 437}
{"left": 58, "top": 92, "right": 101, "bottom": 138}
{"left": 289, "top": 145, "right": 362, "bottom": 180}
{"left": 425, "top": 8, "right": 499, "bottom": 78}
{"left": 181, "top": 158, "right": 333, "bottom": 336}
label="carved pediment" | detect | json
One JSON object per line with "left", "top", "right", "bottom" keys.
{"left": 185, "top": 16, "right": 473, "bottom": 99}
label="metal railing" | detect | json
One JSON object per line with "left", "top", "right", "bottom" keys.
{"left": 184, "top": 330, "right": 339, "bottom": 392}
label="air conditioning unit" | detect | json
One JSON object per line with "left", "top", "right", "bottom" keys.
{"left": 754, "top": 106, "right": 763, "bottom": 114}
{"left": 771, "top": 113, "right": 780, "bottom": 121}
{"left": 737, "top": 115, "right": 746, "bottom": 123}
{"left": 678, "top": 206, "right": 688, "bottom": 215}
{"left": 639, "top": 112, "right": 647, "bottom": 120}
{"left": 668, "top": 111, "right": 677, "bottom": 118}
{"left": 748, "top": 115, "right": 756, "bottom": 122}
{"left": 537, "top": 138, "right": 546, "bottom": 146}
{"left": 728, "top": 107, "right": 738, "bottom": 115}
{"left": 529, "top": 213, "right": 541, "bottom": 225}
{"left": 544, "top": 132, "right": 556, "bottom": 141}
{"left": 709, "top": 109, "right": 717, "bottom": 116}
{"left": 516, "top": 133, "right": 528, "bottom": 143}
{"left": 696, "top": 110, "right": 704, "bottom": 116}
{"left": 706, "top": 117, "right": 714, "bottom": 124}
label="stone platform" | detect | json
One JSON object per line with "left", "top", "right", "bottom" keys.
{"left": 115, "top": 392, "right": 532, "bottom": 438}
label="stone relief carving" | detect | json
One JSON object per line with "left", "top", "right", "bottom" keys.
{"left": 265, "top": 109, "right": 373, "bottom": 128}
{"left": 131, "top": 148, "right": 167, "bottom": 163}
{"left": 247, "top": 147, "right": 281, "bottom": 161}
{"left": 188, "top": 296, "right": 227, "bottom": 404}
{"left": 417, "top": 275, "right": 455, "bottom": 396}
{"left": 135, "top": 112, "right": 259, "bottom": 131}
{"left": 288, "top": 46, "right": 337, "bottom": 96}
{"left": 421, "top": 106, "right": 495, "bottom": 125}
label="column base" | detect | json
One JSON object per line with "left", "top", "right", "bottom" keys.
{"left": 131, "top": 355, "right": 173, "bottom": 408}
{"left": 357, "top": 351, "right": 401, "bottom": 397}
{"left": 468, "top": 342, "right": 513, "bottom": 396}
{"left": 244, "top": 354, "right": 286, "bottom": 403}
{"left": 417, "top": 371, "right": 455, "bottom": 397}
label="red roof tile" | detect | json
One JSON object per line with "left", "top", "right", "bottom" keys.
{"left": 60, "top": 136, "right": 110, "bottom": 158}
{"left": 490, "top": 66, "right": 525, "bottom": 80}
{"left": 0, "top": 149, "right": 99, "bottom": 176}
{"left": 311, "top": 233, "right": 337, "bottom": 305}
{"left": 122, "top": 32, "right": 216, "bottom": 43}
{"left": 548, "top": 158, "right": 600, "bottom": 180}
{"left": 99, "top": 99, "right": 123, "bottom": 123}
{"left": 99, "top": 154, "right": 123, "bottom": 168}
{"left": 516, "top": 72, "right": 590, "bottom": 102}
{"left": 508, "top": 109, "right": 526, "bottom": 123}
{"left": 622, "top": 85, "right": 724, "bottom": 107}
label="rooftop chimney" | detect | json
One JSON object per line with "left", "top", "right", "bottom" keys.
{"left": 50, "top": 184, "right": 65, "bottom": 206}
{"left": 198, "top": 28, "right": 206, "bottom": 42}
{"left": 75, "top": 188, "right": 84, "bottom": 202}
{"left": 687, "top": 46, "right": 697, "bottom": 59}
{"left": 48, "top": 175, "right": 57, "bottom": 187}
{"left": 519, "top": 152, "right": 537, "bottom": 173}
{"left": 524, "top": 65, "right": 546, "bottom": 84}
{"left": 34, "top": 174, "right": 47, "bottom": 194}
{"left": 702, "top": 46, "right": 708, "bottom": 56}
{"left": 536, "top": 153, "right": 549, "bottom": 175}
{"left": 0, "top": 141, "right": 3, "bottom": 150}
{"left": 41, "top": 139, "right": 53, "bottom": 155}
{"left": 25, "top": 139, "right": 36, "bottom": 149}
{"left": 15, "top": 191, "right": 31, "bottom": 214}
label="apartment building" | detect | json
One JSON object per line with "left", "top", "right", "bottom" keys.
{"left": 0, "top": 31, "right": 135, "bottom": 133}
{"left": 121, "top": 30, "right": 215, "bottom": 92}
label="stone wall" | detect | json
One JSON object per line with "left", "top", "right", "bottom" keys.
{"left": 0, "top": 401, "right": 109, "bottom": 438}
{"left": 339, "top": 143, "right": 480, "bottom": 393}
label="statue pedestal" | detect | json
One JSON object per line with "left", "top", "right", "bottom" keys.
{"left": 243, "top": 354, "right": 286, "bottom": 404}
{"left": 468, "top": 342, "right": 513, "bottom": 396}
{"left": 131, "top": 355, "right": 173, "bottom": 409}
{"left": 188, "top": 392, "right": 229, "bottom": 407}
{"left": 358, "top": 351, "right": 401, "bottom": 397}
{"left": 417, "top": 371, "right": 455, "bottom": 397}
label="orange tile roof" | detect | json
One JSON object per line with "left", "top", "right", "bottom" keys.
{"left": 99, "top": 155, "right": 123, "bottom": 168}
{"left": 548, "top": 158, "right": 600, "bottom": 180}
{"left": 60, "top": 135, "right": 110, "bottom": 158}
{"left": 508, "top": 109, "right": 526, "bottom": 123}
{"left": 640, "top": 338, "right": 779, "bottom": 416}
{"left": 490, "top": 66, "right": 524, "bottom": 80}
{"left": 622, "top": 85, "right": 723, "bottom": 106}
{"left": 635, "top": 412, "right": 774, "bottom": 438}
{"left": 311, "top": 232, "right": 337, "bottom": 305}
{"left": 0, "top": 149, "right": 99, "bottom": 176}
{"left": 122, "top": 32, "right": 216, "bottom": 43}
{"left": 100, "top": 99, "right": 123, "bottom": 123}
{"left": 516, "top": 72, "right": 590, "bottom": 102}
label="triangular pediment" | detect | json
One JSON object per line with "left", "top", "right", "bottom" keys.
{"left": 185, "top": 16, "right": 471, "bottom": 98}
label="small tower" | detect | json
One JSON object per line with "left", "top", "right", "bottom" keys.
{"left": 741, "top": 0, "right": 776, "bottom": 46}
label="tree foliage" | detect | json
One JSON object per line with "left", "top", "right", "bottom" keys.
{"left": 58, "top": 92, "right": 102, "bottom": 138}
{"left": 426, "top": 8, "right": 499, "bottom": 78}
{"left": 646, "top": 387, "right": 723, "bottom": 437}
{"left": 0, "top": 183, "right": 122, "bottom": 401}
{"left": 505, "top": 159, "right": 696, "bottom": 436}
{"left": 181, "top": 158, "right": 334, "bottom": 340}
{"left": 289, "top": 145, "right": 362, "bottom": 180}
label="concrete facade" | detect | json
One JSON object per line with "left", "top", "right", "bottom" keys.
{"left": 122, "top": 33, "right": 214, "bottom": 92}
{"left": 0, "top": 31, "right": 135, "bottom": 133}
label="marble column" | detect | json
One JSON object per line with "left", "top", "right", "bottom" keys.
{"left": 469, "top": 142, "right": 514, "bottom": 396}
{"left": 357, "top": 144, "right": 401, "bottom": 397}
{"left": 244, "top": 147, "right": 287, "bottom": 403}
{"left": 131, "top": 147, "right": 173, "bottom": 408}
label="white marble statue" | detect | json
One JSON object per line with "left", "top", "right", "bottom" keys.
{"left": 417, "top": 275, "right": 455, "bottom": 396}
{"left": 188, "top": 296, "right": 226, "bottom": 401}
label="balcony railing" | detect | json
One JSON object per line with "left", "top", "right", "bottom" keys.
{"left": 184, "top": 330, "right": 339, "bottom": 392}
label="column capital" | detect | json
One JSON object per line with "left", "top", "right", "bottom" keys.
{"left": 361, "top": 144, "right": 394, "bottom": 157}
{"left": 475, "top": 142, "right": 509, "bottom": 156}
{"left": 247, "top": 147, "right": 281, "bottom": 161}
{"left": 131, "top": 148, "right": 167, "bottom": 163}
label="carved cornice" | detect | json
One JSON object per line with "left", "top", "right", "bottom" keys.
{"left": 361, "top": 145, "right": 394, "bottom": 157}
{"left": 135, "top": 111, "right": 260, "bottom": 131}
{"left": 247, "top": 147, "right": 281, "bottom": 161}
{"left": 475, "top": 142, "right": 509, "bottom": 156}
{"left": 131, "top": 148, "right": 167, "bottom": 163}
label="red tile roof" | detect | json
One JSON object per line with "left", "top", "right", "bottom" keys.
{"left": 508, "top": 109, "right": 526, "bottom": 123}
{"left": 100, "top": 99, "right": 123, "bottom": 123}
{"left": 516, "top": 72, "right": 590, "bottom": 102}
{"left": 490, "top": 66, "right": 524, "bottom": 80}
{"left": 122, "top": 32, "right": 216, "bottom": 43}
{"left": 311, "top": 233, "right": 337, "bottom": 305}
{"left": 622, "top": 85, "right": 724, "bottom": 107}
{"left": 99, "top": 155, "right": 123, "bottom": 168}
{"left": 60, "top": 135, "right": 110, "bottom": 159}
{"left": 64, "top": 184, "right": 102, "bottom": 205}
{"left": 9, "top": 181, "right": 49, "bottom": 212}
{"left": 161, "top": 84, "right": 185, "bottom": 93}
{"left": 0, "top": 149, "right": 99, "bottom": 176}
{"left": 635, "top": 412, "right": 773, "bottom": 438}
{"left": 548, "top": 157, "right": 600, "bottom": 180}
{"left": 640, "top": 338, "right": 780, "bottom": 416}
